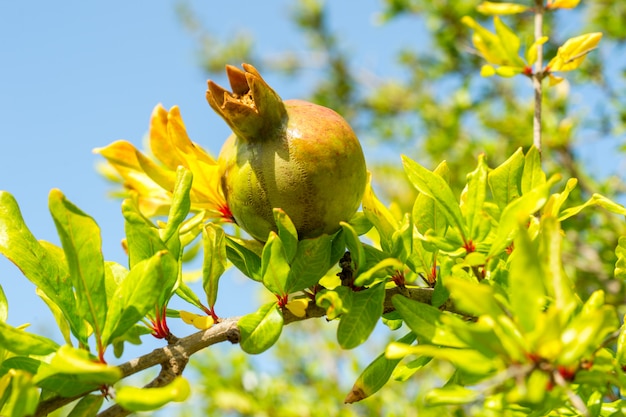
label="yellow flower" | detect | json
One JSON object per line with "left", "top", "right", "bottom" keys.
{"left": 94, "top": 104, "right": 232, "bottom": 221}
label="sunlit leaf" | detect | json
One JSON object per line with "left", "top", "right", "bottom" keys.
{"left": 616, "top": 237, "right": 626, "bottom": 281}
{"left": 488, "top": 147, "right": 524, "bottom": 211}
{"left": 392, "top": 295, "right": 467, "bottom": 347}
{"left": 559, "top": 193, "right": 626, "bottom": 221}
{"left": 521, "top": 146, "right": 546, "bottom": 194}
{"left": 202, "top": 223, "right": 227, "bottom": 310}
{"left": 66, "top": 395, "right": 104, "bottom": 417}
{"left": 548, "top": 32, "right": 603, "bottom": 72}
{"left": 316, "top": 287, "right": 352, "bottom": 320}
{"left": 0, "top": 284, "right": 6, "bottom": 323}
{"left": 225, "top": 235, "right": 263, "bottom": 281}
{"left": 49, "top": 189, "right": 107, "bottom": 348}
{"left": 508, "top": 223, "right": 547, "bottom": 334}
{"left": 273, "top": 208, "right": 298, "bottom": 262}
{"left": 412, "top": 161, "right": 449, "bottom": 236}
{"left": 362, "top": 173, "right": 398, "bottom": 252}
{"left": 261, "top": 232, "right": 291, "bottom": 296}
{"left": 345, "top": 332, "right": 416, "bottom": 403}
{"left": 160, "top": 166, "right": 193, "bottom": 245}
{"left": 353, "top": 258, "right": 403, "bottom": 287}
{"left": 547, "top": 0, "right": 581, "bottom": 9}
{"left": 340, "top": 222, "right": 366, "bottom": 274}
{"left": 1, "top": 370, "right": 39, "bottom": 417}
{"left": 462, "top": 154, "right": 489, "bottom": 242}
{"left": 101, "top": 250, "right": 178, "bottom": 346}
{"left": 122, "top": 198, "right": 168, "bottom": 268}
{"left": 526, "top": 36, "right": 549, "bottom": 66}
{"left": 386, "top": 343, "right": 499, "bottom": 375}
{"left": 0, "top": 321, "right": 59, "bottom": 356}
{"left": 402, "top": 155, "right": 467, "bottom": 242}
{"left": 115, "top": 376, "right": 190, "bottom": 412}
{"left": 34, "top": 345, "right": 122, "bottom": 386}
{"left": 337, "top": 283, "right": 385, "bottom": 349}
{"left": 425, "top": 385, "right": 480, "bottom": 405}
{"left": 238, "top": 301, "right": 284, "bottom": 354}
{"left": 286, "top": 234, "right": 332, "bottom": 293}
{"left": 487, "top": 176, "right": 558, "bottom": 258}
{"left": 477, "top": 1, "right": 529, "bottom": 15}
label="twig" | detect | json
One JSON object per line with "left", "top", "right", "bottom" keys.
{"left": 35, "top": 287, "right": 447, "bottom": 417}
{"left": 533, "top": 0, "right": 544, "bottom": 153}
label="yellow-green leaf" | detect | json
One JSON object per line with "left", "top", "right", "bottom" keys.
{"left": 548, "top": 32, "right": 603, "bottom": 72}
{"left": 115, "top": 377, "right": 190, "bottom": 412}
{"left": 548, "top": 0, "right": 581, "bottom": 9}
{"left": 477, "top": 1, "right": 529, "bottom": 15}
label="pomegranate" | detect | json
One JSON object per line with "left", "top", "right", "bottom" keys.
{"left": 206, "top": 64, "right": 367, "bottom": 242}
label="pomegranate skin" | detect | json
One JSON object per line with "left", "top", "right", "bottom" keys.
{"left": 206, "top": 64, "right": 366, "bottom": 242}
{"left": 218, "top": 99, "right": 367, "bottom": 241}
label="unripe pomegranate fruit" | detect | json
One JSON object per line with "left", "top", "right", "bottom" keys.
{"left": 206, "top": 64, "right": 367, "bottom": 242}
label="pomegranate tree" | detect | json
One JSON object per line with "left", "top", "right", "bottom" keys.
{"left": 206, "top": 64, "right": 367, "bottom": 241}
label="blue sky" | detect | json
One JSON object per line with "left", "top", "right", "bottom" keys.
{"left": 0, "top": 1, "right": 422, "bottom": 356}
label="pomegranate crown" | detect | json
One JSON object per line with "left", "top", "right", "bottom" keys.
{"left": 206, "top": 63, "right": 288, "bottom": 142}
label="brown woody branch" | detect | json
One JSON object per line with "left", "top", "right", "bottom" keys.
{"left": 35, "top": 287, "right": 450, "bottom": 417}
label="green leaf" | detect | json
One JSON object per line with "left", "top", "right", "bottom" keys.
{"left": 36, "top": 288, "right": 72, "bottom": 345}
{"left": 494, "top": 16, "right": 524, "bottom": 66}
{"left": 521, "top": 146, "right": 546, "bottom": 194}
{"left": 0, "top": 284, "right": 6, "bottom": 323}
{"left": 413, "top": 161, "right": 450, "bottom": 236}
{"left": 340, "top": 222, "right": 365, "bottom": 274}
{"left": 273, "top": 208, "right": 298, "bottom": 262}
{"left": 354, "top": 258, "right": 404, "bottom": 287}
{"left": 345, "top": 332, "right": 417, "bottom": 403}
{"left": 161, "top": 166, "right": 193, "bottom": 245}
{"left": 34, "top": 345, "right": 122, "bottom": 386}
{"left": 49, "top": 189, "right": 107, "bottom": 346}
{"left": 508, "top": 223, "right": 547, "bottom": 334}
{"left": 286, "top": 234, "right": 332, "bottom": 293}
{"left": 261, "top": 232, "right": 291, "bottom": 296}
{"left": 425, "top": 385, "right": 480, "bottom": 406}
{"left": 462, "top": 154, "right": 489, "bottom": 242}
{"left": 0, "top": 191, "right": 85, "bottom": 342}
{"left": 616, "top": 236, "right": 626, "bottom": 281}
{"left": 386, "top": 343, "right": 499, "bottom": 375}
{"left": 0, "top": 370, "right": 39, "bottom": 417}
{"left": 175, "top": 281, "right": 205, "bottom": 310}
{"left": 67, "top": 395, "right": 104, "bottom": 417}
{"left": 115, "top": 377, "right": 190, "bottom": 412}
{"left": 238, "top": 301, "right": 284, "bottom": 354}
{"left": 487, "top": 176, "right": 558, "bottom": 258}
{"left": 225, "top": 235, "right": 262, "bottom": 281}
{"left": 337, "top": 283, "right": 385, "bottom": 349}
{"left": 122, "top": 199, "right": 167, "bottom": 268}
{"left": 101, "top": 250, "right": 178, "bottom": 346}
{"left": 559, "top": 193, "right": 626, "bottom": 221}
{"left": 202, "top": 223, "right": 227, "bottom": 310}
{"left": 362, "top": 176, "right": 397, "bottom": 252}
{"left": 445, "top": 276, "right": 503, "bottom": 318}
{"left": 488, "top": 147, "right": 523, "bottom": 210}
{"left": 402, "top": 155, "right": 467, "bottom": 242}
{"left": 0, "top": 321, "right": 59, "bottom": 356}
{"left": 539, "top": 217, "right": 578, "bottom": 319}
{"left": 316, "top": 287, "right": 352, "bottom": 320}
{"left": 559, "top": 305, "right": 619, "bottom": 366}
{"left": 392, "top": 295, "right": 466, "bottom": 347}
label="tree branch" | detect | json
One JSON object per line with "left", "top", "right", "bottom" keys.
{"left": 532, "top": 0, "right": 544, "bottom": 153}
{"left": 36, "top": 287, "right": 448, "bottom": 417}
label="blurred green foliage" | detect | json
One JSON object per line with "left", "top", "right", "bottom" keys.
{"left": 174, "top": 0, "right": 626, "bottom": 415}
